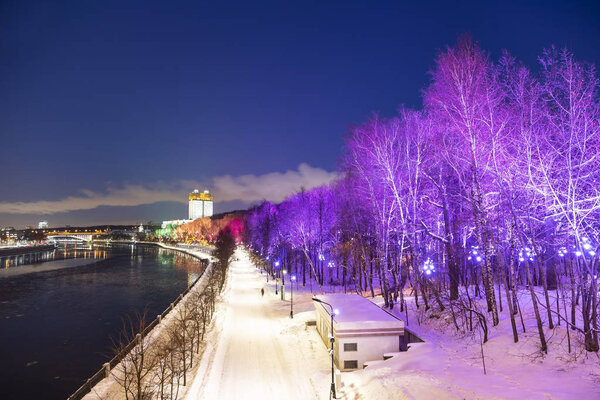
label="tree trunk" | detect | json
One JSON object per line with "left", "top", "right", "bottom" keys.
{"left": 525, "top": 260, "right": 547, "bottom": 353}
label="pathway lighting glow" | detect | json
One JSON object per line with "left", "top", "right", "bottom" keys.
{"left": 274, "top": 261, "right": 280, "bottom": 267}
{"left": 328, "top": 261, "right": 335, "bottom": 268}
{"left": 291, "top": 275, "right": 296, "bottom": 281}
{"left": 575, "top": 251, "right": 583, "bottom": 257}
{"left": 476, "top": 256, "right": 482, "bottom": 262}
{"left": 333, "top": 309, "right": 339, "bottom": 315}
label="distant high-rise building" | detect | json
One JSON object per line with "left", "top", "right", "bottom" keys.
{"left": 188, "top": 189, "right": 214, "bottom": 220}
{"left": 38, "top": 221, "right": 49, "bottom": 229}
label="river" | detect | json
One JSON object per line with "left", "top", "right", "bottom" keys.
{"left": 0, "top": 243, "right": 207, "bottom": 400}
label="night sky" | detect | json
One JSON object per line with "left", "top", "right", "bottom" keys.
{"left": 1, "top": 0, "right": 599, "bottom": 227}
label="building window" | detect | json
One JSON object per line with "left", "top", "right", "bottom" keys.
{"left": 344, "top": 343, "right": 358, "bottom": 352}
{"left": 344, "top": 360, "right": 358, "bottom": 369}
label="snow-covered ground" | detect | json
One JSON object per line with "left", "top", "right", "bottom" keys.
{"left": 187, "top": 250, "right": 600, "bottom": 400}
{"left": 185, "top": 249, "right": 333, "bottom": 400}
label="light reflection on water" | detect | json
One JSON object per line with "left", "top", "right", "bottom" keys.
{"left": 0, "top": 243, "right": 206, "bottom": 400}
{"left": 0, "top": 244, "right": 109, "bottom": 269}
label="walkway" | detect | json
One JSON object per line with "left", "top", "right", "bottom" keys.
{"left": 185, "top": 249, "right": 328, "bottom": 400}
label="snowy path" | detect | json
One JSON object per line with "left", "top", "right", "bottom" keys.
{"left": 185, "top": 249, "right": 329, "bottom": 400}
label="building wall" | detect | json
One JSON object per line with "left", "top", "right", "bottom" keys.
{"left": 161, "top": 219, "right": 191, "bottom": 229}
{"left": 189, "top": 199, "right": 213, "bottom": 220}
{"left": 315, "top": 303, "right": 402, "bottom": 371}
{"left": 336, "top": 335, "right": 400, "bottom": 371}
{"left": 189, "top": 200, "right": 203, "bottom": 220}
{"left": 203, "top": 200, "right": 213, "bottom": 218}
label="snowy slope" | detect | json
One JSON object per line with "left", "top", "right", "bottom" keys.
{"left": 186, "top": 250, "right": 600, "bottom": 400}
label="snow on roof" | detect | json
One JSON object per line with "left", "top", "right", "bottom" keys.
{"left": 313, "top": 294, "right": 403, "bottom": 333}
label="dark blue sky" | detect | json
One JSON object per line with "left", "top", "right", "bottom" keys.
{"left": 1, "top": 0, "right": 599, "bottom": 227}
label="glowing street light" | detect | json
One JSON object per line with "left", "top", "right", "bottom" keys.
{"left": 274, "top": 261, "right": 281, "bottom": 295}
{"left": 312, "top": 297, "right": 338, "bottom": 399}
{"left": 290, "top": 274, "right": 296, "bottom": 318}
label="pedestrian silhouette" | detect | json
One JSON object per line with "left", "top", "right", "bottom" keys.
{"left": 261, "top": 288, "right": 264, "bottom": 297}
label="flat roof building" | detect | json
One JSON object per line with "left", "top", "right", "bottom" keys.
{"left": 313, "top": 294, "right": 405, "bottom": 371}
{"left": 189, "top": 189, "right": 213, "bottom": 220}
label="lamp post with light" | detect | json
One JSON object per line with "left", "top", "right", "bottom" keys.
{"left": 274, "top": 261, "right": 280, "bottom": 295}
{"left": 282, "top": 269, "right": 287, "bottom": 300}
{"left": 290, "top": 274, "right": 296, "bottom": 318}
{"left": 312, "top": 297, "right": 338, "bottom": 399}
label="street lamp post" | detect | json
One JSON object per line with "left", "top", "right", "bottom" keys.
{"left": 275, "top": 261, "right": 280, "bottom": 295}
{"left": 290, "top": 274, "right": 296, "bottom": 318}
{"left": 282, "top": 269, "right": 287, "bottom": 301}
{"left": 312, "top": 297, "right": 338, "bottom": 399}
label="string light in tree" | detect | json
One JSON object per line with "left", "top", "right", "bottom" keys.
{"left": 580, "top": 237, "right": 597, "bottom": 257}
{"left": 518, "top": 247, "right": 534, "bottom": 262}
{"left": 467, "top": 246, "right": 482, "bottom": 263}
{"left": 558, "top": 247, "right": 567, "bottom": 257}
{"left": 423, "top": 257, "right": 435, "bottom": 276}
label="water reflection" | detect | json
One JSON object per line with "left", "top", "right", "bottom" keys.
{"left": 0, "top": 244, "right": 207, "bottom": 400}
{"left": 0, "top": 244, "right": 110, "bottom": 270}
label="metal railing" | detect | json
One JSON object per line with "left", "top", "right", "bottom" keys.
{"left": 67, "top": 257, "right": 209, "bottom": 400}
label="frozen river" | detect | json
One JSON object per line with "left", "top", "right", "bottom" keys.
{"left": 0, "top": 243, "right": 207, "bottom": 400}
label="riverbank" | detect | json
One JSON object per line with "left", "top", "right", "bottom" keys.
{"left": 78, "top": 244, "right": 214, "bottom": 400}
{"left": 0, "top": 243, "right": 203, "bottom": 400}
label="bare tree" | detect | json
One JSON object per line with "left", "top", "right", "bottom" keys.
{"left": 110, "top": 311, "right": 158, "bottom": 400}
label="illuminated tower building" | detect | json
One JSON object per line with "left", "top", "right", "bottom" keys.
{"left": 188, "top": 189, "right": 214, "bottom": 220}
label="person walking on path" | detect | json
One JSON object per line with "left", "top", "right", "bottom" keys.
{"left": 261, "top": 288, "right": 264, "bottom": 297}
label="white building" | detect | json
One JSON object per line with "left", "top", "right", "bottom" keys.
{"left": 38, "top": 221, "right": 49, "bottom": 229}
{"left": 313, "top": 294, "right": 405, "bottom": 371}
{"left": 161, "top": 189, "right": 214, "bottom": 229}
{"left": 161, "top": 219, "right": 191, "bottom": 229}
{"left": 188, "top": 189, "right": 213, "bottom": 220}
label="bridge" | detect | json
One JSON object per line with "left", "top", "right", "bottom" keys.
{"left": 45, "top": 231, "right": 104, "bottom": 244}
